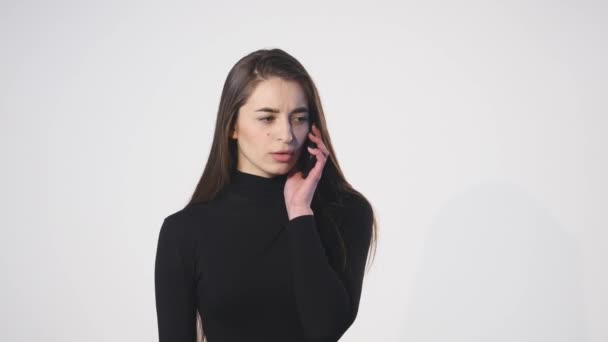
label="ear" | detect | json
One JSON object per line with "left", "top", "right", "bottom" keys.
{"left": 231, "top": 125, "right": 237, "bottom": 140}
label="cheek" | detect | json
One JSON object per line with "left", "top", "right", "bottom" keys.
{"left": 300, "top": 131, "right": 309, "bottom": 146}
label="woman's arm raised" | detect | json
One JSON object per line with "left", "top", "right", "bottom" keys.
{"left": 286, "top": 196, "right": 373, "bottom": 341}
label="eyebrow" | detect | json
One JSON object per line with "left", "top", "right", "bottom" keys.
{"left": 254, "top": 106, "right": 309, "bottom": 115}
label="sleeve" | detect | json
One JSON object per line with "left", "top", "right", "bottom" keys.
{"left": 154, "top": 216, "right": 197, "bottom": 342}
{"left": 286, "top": 197, "right": 373, "bottom": 341}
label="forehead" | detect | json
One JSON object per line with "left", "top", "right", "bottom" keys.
{"left": 246, "top": 77, "right": 307, "bottom": 107}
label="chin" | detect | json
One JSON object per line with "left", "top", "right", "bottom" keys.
{"left": 270, "top": 162, "right": 295, "bottom": 174}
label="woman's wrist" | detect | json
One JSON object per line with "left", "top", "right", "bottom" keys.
{"left": 287, "top": 206, "right": 313, "bottom": 220}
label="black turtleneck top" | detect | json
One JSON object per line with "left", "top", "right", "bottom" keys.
{"left": 154, "top": 168, "right": 373, "bottom": 342}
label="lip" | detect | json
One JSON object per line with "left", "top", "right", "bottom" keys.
{"left": 271, "top": 152, "right": 294, "bottom": 162}
{"left": 272, "top": 150, "right": 294, "bottom": 154}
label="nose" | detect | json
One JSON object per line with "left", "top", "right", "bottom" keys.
{"left": 276, "top": 118, "right": 295, "bottom": 144}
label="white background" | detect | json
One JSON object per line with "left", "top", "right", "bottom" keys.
{"left": 1, "top": 0, "right": 606, "bottom": 341}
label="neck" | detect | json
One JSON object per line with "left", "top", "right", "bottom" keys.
{"left": 228, "top": 167, "right": 287, "bottom": 203}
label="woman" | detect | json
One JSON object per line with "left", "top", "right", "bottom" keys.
{"left": 154, "top": 48, "right": 378, "bottom": 342}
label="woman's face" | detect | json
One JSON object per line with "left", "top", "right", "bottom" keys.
{"left": 231, "top": 77, "right": 310, "bottom": 178}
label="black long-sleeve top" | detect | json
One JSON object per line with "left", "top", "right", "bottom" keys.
{"left": 154, "top": 168, "right": 373, "bottom": 342}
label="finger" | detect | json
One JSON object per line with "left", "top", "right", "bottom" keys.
{"left": 307, "top": 132, "right": 330, "bottom": 157}
{"left": 306, "top": 145, "right": 319, "bottom": 156}
{"left": 306, "top": 147, "right": 326, "bottom": 179}
{"left": 319, "top": 144, "right": 329, "bottom": 158}
{"left": 307, "top": 146, "right": 328, "bottom": 162}
{"left": 307, "top": 146, "right": 326, "bottom": 161}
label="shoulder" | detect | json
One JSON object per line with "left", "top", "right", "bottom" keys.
{"left": 342, "top": 192, "right": 373, "bottom": 219}
{"left": 165, "top": 201, "right": 213, "bottom": 223}
{"left": 339, "top": 192, "right": 374, "bottom": 235}
{"left": 159, "top": 202, "right": 213, "bottom": 242}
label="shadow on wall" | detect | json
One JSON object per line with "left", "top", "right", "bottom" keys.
{"left": 403, "top": 181, "right": 588, "bottom": 341}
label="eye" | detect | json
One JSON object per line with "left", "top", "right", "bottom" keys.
{"left": 260, "top": 116, "right": 308, "bottom": 123}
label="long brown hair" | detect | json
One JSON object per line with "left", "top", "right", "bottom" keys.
{"left": 185, "top": 48, "right": 379, "bottom": 342}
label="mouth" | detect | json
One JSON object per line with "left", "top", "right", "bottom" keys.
{"left": 271, "top": 151, "right": 294, "bottom": 162}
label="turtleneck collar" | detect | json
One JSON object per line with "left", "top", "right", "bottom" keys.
{"left": 228, "top": 167, "right": 288, "bottom": 203}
